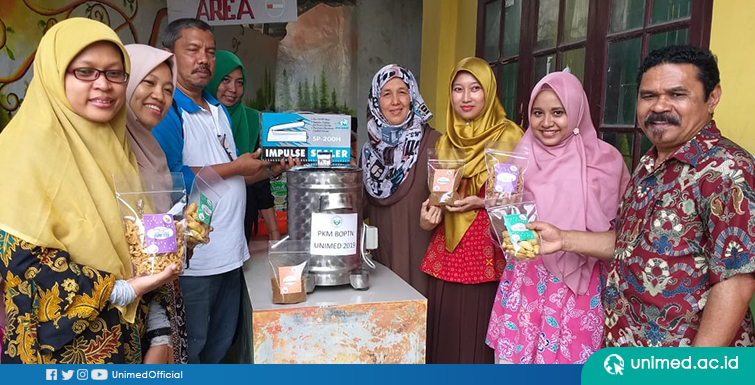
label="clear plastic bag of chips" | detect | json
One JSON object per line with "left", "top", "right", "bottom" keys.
{"left": 484, "top": 142, "right": 529, "bottom": 207}
{"left": 185, "top": 166, "right": 230, "bottom": 247}
{"left": 486, "top": 193, "right": 542, "bottom": 262}
{"left": 115, "top": 172, "right": 187, "bottom": 276}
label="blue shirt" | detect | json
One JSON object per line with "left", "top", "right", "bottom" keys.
{"left": 152, "top": 89, "right": 233, "bottom": 192}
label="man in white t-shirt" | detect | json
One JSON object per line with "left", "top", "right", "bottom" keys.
{"left": 153, "top": 18, "right": 286, "bottom": 364}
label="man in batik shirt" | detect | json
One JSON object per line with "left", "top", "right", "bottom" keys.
{"left": 531, "top": 45, "right": 755, "bottom": 347}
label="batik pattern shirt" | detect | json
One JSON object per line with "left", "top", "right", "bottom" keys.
{"left": 0, "top": 229, "right": 147, "bottom": 364}
{"left": 605, "top": 121, "right": 755, "bottom": 347}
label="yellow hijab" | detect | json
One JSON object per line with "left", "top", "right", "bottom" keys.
{"left": 436, "top": 57, "right": 523, "bottom": 251}
{"left": 0, "top": 18, "right": 141, "bottom": 321}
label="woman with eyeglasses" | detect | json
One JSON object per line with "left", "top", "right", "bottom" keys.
{"left": 0, "top": 18, "right": 177, "bottom": 364}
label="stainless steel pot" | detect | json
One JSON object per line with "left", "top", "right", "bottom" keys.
{"left": 287, "top": 165, "right": 371, "bottom": 289}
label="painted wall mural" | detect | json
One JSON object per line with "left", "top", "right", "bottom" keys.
{"left": 0, "top": 0, "right": 170, "bottom": 132}
{"left": 0, "top": 1, "right": 361, "bottom": 133}
{"left": 0, "top": 0, "right": 418, "bottom": 135}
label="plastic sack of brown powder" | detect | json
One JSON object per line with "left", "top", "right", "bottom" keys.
{"left": 427, "top": 148, "right": 466, "bottom": 206}
{"left": 268, "top": 240, "right": 311, "bottom": 304}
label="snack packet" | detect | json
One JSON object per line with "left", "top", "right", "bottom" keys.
{"left": 486, "top": 193, "right": 542, "bottom": 262}
{"left": 186, "top": 166, "right": 230, "bottom": 246}
{"left": 115, "top": 172, "right": 187, "bottom": 276}
{"left": 484, "top": 142, "right": 529, "bottom": 206}
{"left": 427, "top": 148, "right": 466, "bottom": 206}
{"left": 268, "top": 240, "right": 311, "bottom": 304}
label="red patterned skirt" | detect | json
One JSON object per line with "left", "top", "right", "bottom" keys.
{"left": 420, "top": 208, "right": 505, "bottom": 284}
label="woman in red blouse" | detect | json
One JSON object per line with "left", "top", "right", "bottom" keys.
{"left": 419, "top": 57, "right": 523, "bottom": 364}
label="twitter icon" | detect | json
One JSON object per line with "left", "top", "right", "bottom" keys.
{"left": 61, "top": 370, "right": 74, "bottom": 380}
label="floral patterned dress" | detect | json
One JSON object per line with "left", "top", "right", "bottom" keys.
{"left": 0, "top": 230, "right": 149, "bottom": 364}
{"left": 486, "top": 259, "right": 606, "bottom": 364}
{"left": 0, "top": 293, "right": 4, "bottom": 360}
{"left": 1, "top": 276, "right": 5, "bottom": 360}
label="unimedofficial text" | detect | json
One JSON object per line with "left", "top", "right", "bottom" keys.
{"left": 111, "top": 370, "right": 184, "bottom": 379}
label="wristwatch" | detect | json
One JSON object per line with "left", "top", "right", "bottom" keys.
{"left": 266, "top": 166, "right": 274, "bottom": 179}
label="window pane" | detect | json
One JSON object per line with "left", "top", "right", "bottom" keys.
{"left": 610, "top": 0, "right": 645, "bottom": 33}
{"left": 534, "top": 54, "right": 556, "bottom": 84}
{"left": 649, "top": 28, "right": 689, "bottom": 52}
{"left": 484, "top": 0, "right": 502, "bottom": 61}
{"left": 502, "top": 0, "right": 522, "bottom": 58}
{"left": 651, "top": 0, "right": 691, "bottom": 25}
{"left": 562, "top": 47, "right": 586, "bottom": 83}
{"left": 499, "top": 62, "right": 518, "bottom": 117}
{"left": 603, "top": 38, "right": 642, "bottom": 126}
{"left": 563, "top": 0, "right": 589, "bottom": 44}
{"left": 601, "top": 132, "right": 634, "bottom": 170}
{"left": 536, "top": 0, "right": 559, "bottom": 50}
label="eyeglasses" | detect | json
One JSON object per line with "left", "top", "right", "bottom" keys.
{"left": 67, "top": 67, "right": 129, "bottom": 84}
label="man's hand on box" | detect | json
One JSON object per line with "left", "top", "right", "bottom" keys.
{"left": 270, "top": 155, "right": 300, "bottom": 177}
{"left": 235, "top": 149, "right": 271, "bottom": 177}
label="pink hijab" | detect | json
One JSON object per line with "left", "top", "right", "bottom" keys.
{"left": 516, "top": 72, "right": 630, "bottom": 295}
{"left": 124, "top": 44, "right": 176, "bottom": 176}
{"left": 124, "top": 44, "right": 177, "bottom": 210}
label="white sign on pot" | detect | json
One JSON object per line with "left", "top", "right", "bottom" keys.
{"left": 310, "top": 213, "right": 358, "bottom": 256}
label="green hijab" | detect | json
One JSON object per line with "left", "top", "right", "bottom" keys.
{"left": 206, "top": 50, "right": 260, "bottom": 154}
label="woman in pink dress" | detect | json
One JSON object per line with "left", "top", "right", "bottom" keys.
{"left": 486, "top": 72, "right": 630, "bottom": 364}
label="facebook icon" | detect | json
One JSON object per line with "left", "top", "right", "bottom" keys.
{"left": 46, "top": 369, "right": 57, "bottom": 380}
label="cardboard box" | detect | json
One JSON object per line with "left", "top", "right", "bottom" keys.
{"left": 260, "top": 112, "right": 351, "bottom": 164}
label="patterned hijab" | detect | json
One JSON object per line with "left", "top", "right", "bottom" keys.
{"left": 206, "top": 50, "right": 260, "bottom": 154}
{"left": 0, "top": 18, "right": 141, "bottom": 321}
{"left": 362, "top": 64, "right": 432, "bottom": 199}
{"left": 517, "top": 72, "right": 629, "bottom": 294}
{"left": 436, "top": 57, "right": 523, "bottom": 252}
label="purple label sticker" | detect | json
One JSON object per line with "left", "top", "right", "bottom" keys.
{"left": 143, "top": 213, "right": 177, "bottom": 254}
{"left": 494, "top": 163, "right": 519, "bottom": 193}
